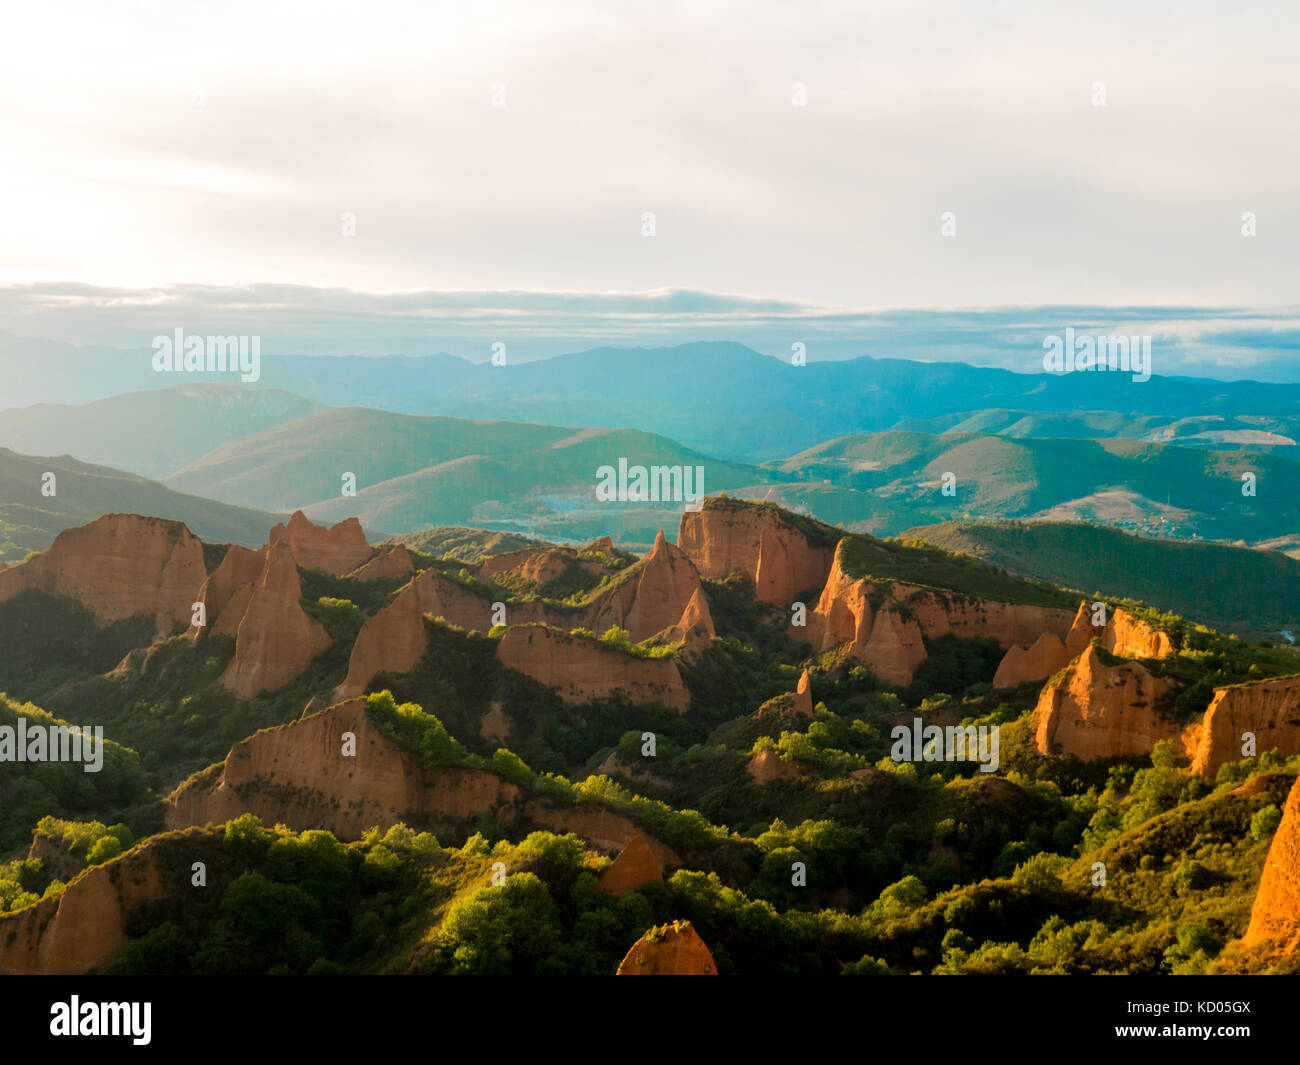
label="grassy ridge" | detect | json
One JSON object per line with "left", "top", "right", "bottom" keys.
{"left": 908, "top": 519, "right": 1300, "bottom": 635}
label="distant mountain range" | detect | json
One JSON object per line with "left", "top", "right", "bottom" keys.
{"left": 6, "top": 336, "right": 1300, "bottom": 461}
{"left": 2, "top": 342, "right": 1300, "bottom": 552}
{"left": 0, "top": 449, "right": 279, "bottom": 561}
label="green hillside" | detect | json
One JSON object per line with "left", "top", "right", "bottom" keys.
{"left": 0, "top": 449, "right": 280, "bottom": 561}
{"left": 166, "top": 408, "right": 780, "bottom": 538}
{"left": 907, "top": 519, "right": 1300, "bottom": 636}
{"left": 773, "top": 430, "right": 1300, "bottom": 541}
{"left": 0, "top": 384, "right": 322, "bottom": 479}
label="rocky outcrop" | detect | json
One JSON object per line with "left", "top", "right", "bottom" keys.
{"left": 616, "top": 920, "right": 718, "bottom": 975}
{"left": 1242, "top": 776, "right": 1300, "bottom": 956}
{"left": 267, "top": 510, "right": 374, "bottom": 576}
{"left": 1191, "top": 675, "right": 1300, "bottom": 778}
{"left": 794, "top": 669, "right": 814, "bottom": 718}
{"left": 193, "top": 544, "right": 265, "bottom": 636}
{"left": 582, "top": 536, "right": 616, "bottom": 557}
{"left": 335, "top": 568, "right": 497, "bottom": 700}
{"left": 678, "top": 500, "right": 838, "bottom": 606}
{"left": 661, "top": 586, "right": 716, "bottom": 659}
{"left": 1064, "top": 601, "right": 1176, "bottom": 660}
{"left": 478, "top": 545, "right": 606, "bottom": 588}
{"left": 168, "top": 698, "right": 680, "bottom": 865}
{"left": 168, "top": 698, "right": 521, "bottom": 838}
{"left": 349, "top": 544, "right": 414, "bottom": 582}
{"left": 0, "top": 838, "right": 174, "bottom": 974}
{"left": 747, "top": 747, "right": 803, "bottom": 784}
{"left": 218, "top": 541, "right": 331, "bottom": 699}
{"left": 993, "top": 632, "right": 1070, "bottom": 688}
{"left": 806, "top": 541, "right": 1074, "bottom": 687}
{"left": 585, "top": 531, "right": 709, "bottom": 644}
{"left": 1034, "top": 645, "right": 1185, "bottom": 760}
{"left": 598, "top": 835, "right": 663, "bottom": 897}
{"left": 496, "top": 625, "right": 690, "bottom": 712}
{"left": 0, "top": 513, "right": 206, "bottom": 636}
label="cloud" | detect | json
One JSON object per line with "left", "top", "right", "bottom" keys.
{"left": 1, "top": 281, "right": 1298, "bottom": 381}
{"left": 2, "top": 1, "right": 1298, "bottom": 306}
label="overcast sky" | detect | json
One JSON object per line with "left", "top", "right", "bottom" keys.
{"left": 2, "top": 0, "right": 1297, "bottom": 366}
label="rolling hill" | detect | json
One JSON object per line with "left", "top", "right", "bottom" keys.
{"left": 0, "top": 384, "right": 323, "bottom": 479}
{"left": 0, "top": 448, "right": 281, "bottom": 561}
{"left": 163, "top": 407, "right": 782, "bottom": 541}
{"left": 906, "top": 518, "right": 1300, "bottom": 637}
{"left": 771, "top": 430, "right": 1300, "bottom": 541}
{"left": 8, "top": 334, "right": 1300, "bottom": 462}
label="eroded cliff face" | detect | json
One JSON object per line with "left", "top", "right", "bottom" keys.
{"left": 747, "top": 747, "right": 803, "bottom": 784}
{"left": 335, "top": 567, "right": 499, "bottom": 700}
{"left": 677, "top": 502, "right": 837, "bottom": 606}
{"left": 805, "top": 541, "right": 1073, "bottom": 687}
{"left": 218, "top": 541, "right": 331, "bottom": 699}
{"left": 993, "top": 632, "right": 1070, "bottom": 688}
{"left": 349, "top": 544, "right": 414, "bottom": 582}
{"left": 167, "top": 697, "right": 519, "bottom": 837}
{"left": 167, "top": 697, "right": 680, "bottom": 860}
{"left": 0, "top": 513, "right": 206, "bottom": 636}
{"left": 1242, "top": 775, "right": 1300, "bottom": 956}
{"left": 193, "top": 544, "right": 265, "bottom": 636}
{"left": 616, "top": 920, "right": 718, "bottom": 975}
{"left": 598, "top": 835, "right": 664, "bottom": 897}
{"left": 1192, "top": 675, "right": 1300, "bottom": 778}
{"left": 0, "top": 838, "right": 177, "bottom": 975}
{"left": 267, "top": 510, "right": 374, "bottom": 576}
{"left": 662, "top": 586, "right": 715, "bottom": 659}
{"left": 1063, "top": 600, "right": 1176, "bottom": 660}
{"left": 793, "top": 669, "right": 814, "bottom": 718}
{"left": 1034, "top": 644, "right": 1188, "bottom": 760}
{"left": 478, "top": 545, "right": 608, "bottom": 587}
{"left": 584, "top": 531, "right": 710, "bottom": 644}
{"left": 495, "top": 624, "right": 690, "bottom": 712}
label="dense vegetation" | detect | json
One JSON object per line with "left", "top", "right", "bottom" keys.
{"left": 3, "top": 506, "right": 1300, "bottom": 975}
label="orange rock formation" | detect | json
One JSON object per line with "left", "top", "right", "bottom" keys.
{"left": 335, "top": 567, "right": 498, "bottom": 699}
{"left": 349, "top": 543, "right": 414, "bottom": 582}
{"left": 616, "top": 920, "right": 718, "bottom": 975}
{"left": 218, "top": 540, "right": 331, "bottom": 699}
{"left": 267, "top": 510, "right": 374, "bottom": 576}
{"left": 0, "top": 838, "right": 173, "bottom": 974}
{"left": 167, "top": 697, "right": 680, "bottom": 865}
{"left": 661, "top": 586, "right": 716, "bottom": 659}
{"left": 993, "top": 632, "right": 1070, "bottom": 688}
{"left": 805, "top": 541, "right": 1073, "bottom": 687}
{"left": 677, "top": 501, "right": 837, "bottom": 606}
{"left": 193, "top": 544, "right": 265, "bottom": 636}
{"left": 167, "top": 697, "right": 518, "bottom": 836}
{"left": 495, "top": 624, "right": 690, "bottom": 712}
{"left": 598, "top": 835, "right": 663, "bottom": 897}
{"left": 793, "top": 668, "right": 814, "bottom": 718}
{"left": 585, "top": 531, "right": 709, "bottom": 644}
{"left": 1064, "top": 600, "right": 1176, "bottom": 660}
{"left": 747, "top": 747, "right": 802, "bottom": 784}
{"left": 1242, "top": 775, "right": 1300, "bottom": 956}
{"left": 1034, "top": 644, "right": 1184, "bottom": 760}
{"left": 0, "top": 513, "right": 206, "bottom": 636}
{"left": 1191, "top": 675, "right": 1300, "bottom": 778}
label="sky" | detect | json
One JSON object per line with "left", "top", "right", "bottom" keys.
{"left": 1, "top": 0, "right": 1298, "bottom": 373}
